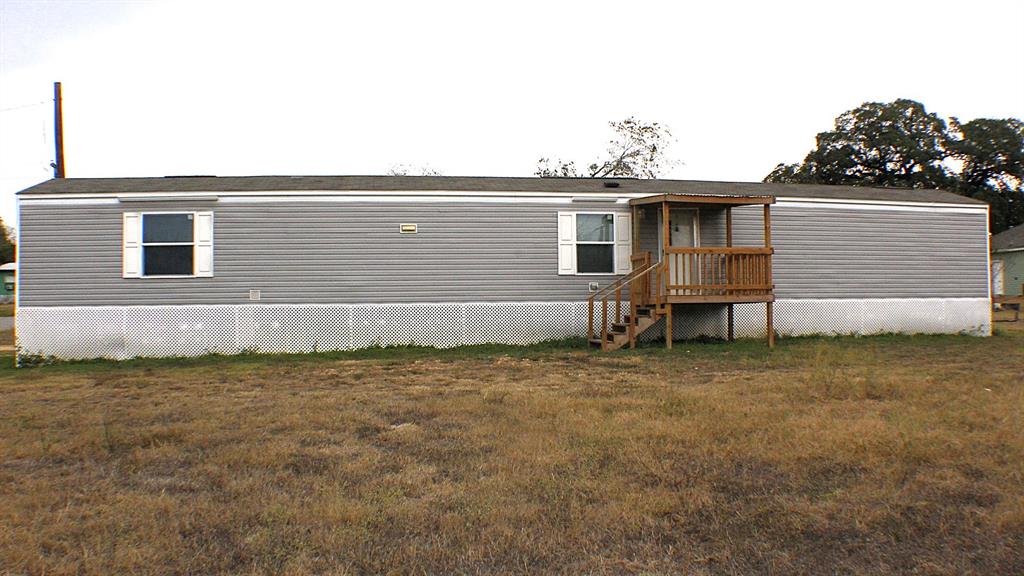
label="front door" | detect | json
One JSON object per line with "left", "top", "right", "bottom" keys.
{"left": 668, "top": 209, "right": 697, "bottom": 295}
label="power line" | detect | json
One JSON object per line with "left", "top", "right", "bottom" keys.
{"left": 0, "top": 101, "right": 46, "bottom": 114}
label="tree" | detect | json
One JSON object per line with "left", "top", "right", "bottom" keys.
{"left": 765, "top": 99, "right": 952, "bottom": 190}
{"left": 536, "top": 117, "right": 678, "bottom": 179}
{"left": 764, "top": 99, "right": 1024, "bottom": 232}
{"left": 946, "top": 117, "right": 1024, "bottom": 232}
{"left": 0, "top": 219, "right": 15, "bottom": 263}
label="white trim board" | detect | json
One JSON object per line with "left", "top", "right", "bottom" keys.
{"left": 774, "top": 196, "right": 985, "bottom": 210}
{"left": 20, "top": 189, "right": 986, "bottom": 210}
{"left": 986, "top": 204, "right": 993, "bottom": 306}
{"left": 20, "top": 198, "right": 120, "bottom": 206}
{"left": 775, "top": 199, "right": 987, "bottom": 214}
{"left": 218, "top": 195, "right": 605, "bottom": 205}
{"left": 12, "top": 297, "right": 992, "bottom": 312}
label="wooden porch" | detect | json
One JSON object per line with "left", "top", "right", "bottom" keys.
{"left": 993, "top": 283, "right": 1024, "bottom": 322}
{"left": 588, "top": 193, "right": 776, "bottom": 351}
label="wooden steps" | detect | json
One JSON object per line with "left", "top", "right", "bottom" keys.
{"left": 588, "top": 305, "right": 664, "bottom": 351}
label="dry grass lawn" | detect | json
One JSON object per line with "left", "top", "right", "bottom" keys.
{"left": 1, "top": 327, "right": 1022, "bottom": 575}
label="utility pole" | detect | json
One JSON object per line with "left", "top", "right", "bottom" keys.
{"left": 53, "top": 81, "right": 65, "bottom": 178}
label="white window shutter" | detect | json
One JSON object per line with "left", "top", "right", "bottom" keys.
{"left": 122, "top": 212, "right": 141, "bottom": 278}
{"left": 614, "top": 212, "right": 631, "bottom": 274}
{"left": 557, "top": 212, "right": 575, "bottom": 275}
{"left": 194, "top": 211, "right": 214, "bottom": 277}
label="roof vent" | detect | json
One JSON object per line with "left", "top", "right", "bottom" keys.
{"left": 603, "top": 181, "right": 620, "bottom": 188}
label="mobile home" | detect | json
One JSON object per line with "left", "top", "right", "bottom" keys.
{"left": 15, "top": 176, "right": 991, "bottom": 360}
{"left": 991, "top": 225, "right": 1023, "bottom": 298}
{"left": 0, "top": 262, "right": 15, "bottom": 303}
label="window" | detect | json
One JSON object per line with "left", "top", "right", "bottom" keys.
{"left": 575, "top": 213, "right": 615, "bottom": 273}
{"left": 143, "top": 214, "right": 194, "bottom": 276}
{"left": 557, "top": 211, "right": 631, "bottom": 276}
{"left": 123, "top": 211, "right": 214, "bottom": 278}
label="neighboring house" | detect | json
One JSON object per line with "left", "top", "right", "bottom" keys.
{"left": 991, "top": 225, "right": 1024, "bottom": 297}
{"left": 0, "top": 262, "right": 15, "bottom": 303}
{"left": 15, "top": 176, "right": 991, "bottom": 360}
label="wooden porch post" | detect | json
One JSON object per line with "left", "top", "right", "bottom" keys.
{"left": 726, "top": 206, "right": 734, "bottom": 341}
{"left": 631, "top": 205, "right": 639, "bottom": 256}
{"left": 662, "top": 200, "right": 670, "bottom": 263}
{"left": 726, "top": 206, "right": 733, "bottom": 247}
{"left": 666, "top": 303, "right": 673, "bottom": 349}
{"left": 764, "top": 204, "right": 775, "bottom": 348}
{"left": 663, "top": 200, "right": 672, "bottom": 349}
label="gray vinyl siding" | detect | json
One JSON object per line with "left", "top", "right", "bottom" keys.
{"left": 18, "top": 198, "right": 990, "bottom": 307}
{"left": 625, "top": 203, "right": 987, "bottom": 300}
{"left": 18, "top": 200, "right": 625, "bottom": 306}
{"left": 699, "top": 208, "right": 727, "bottom": 247}
{"left": 993, "top": 251, "right": 1024, "bottom": 296}
{"left": 732, "top": 204, "right": 989, "bottom": 299}
{"left": 635, "top": 206, "right": 729, "bottom": 257}
{"left": 636, "top": 205, "right": 660, "bottom": 257}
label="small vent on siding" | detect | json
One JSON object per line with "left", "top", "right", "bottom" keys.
{"left": 249, "top": 290, "right": 261, "bottom": 301}
{"left": 603, "top": 181, "right": 620, "bottom": 188}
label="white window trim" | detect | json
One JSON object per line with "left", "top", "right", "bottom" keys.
{"left": 557, "top": 211, "right": 630, "bottom": 276}
{"left": 123, "top": 211, "right": 214, "bottom": 279}
{"left": 574, "top": 211, "right": 616, "bottom": 276}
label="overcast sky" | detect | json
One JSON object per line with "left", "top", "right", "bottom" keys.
{"left": 1, "top": 0, "right": 1022, "bottom": 229}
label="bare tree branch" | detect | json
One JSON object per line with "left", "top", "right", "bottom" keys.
{"left": 536, "top": 117, "right": 679, "bottom": 179}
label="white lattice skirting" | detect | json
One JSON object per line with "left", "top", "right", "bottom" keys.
{"left": 731, "top": 298, "right": 990, "bottom": 339}
{"left": 633, "top": 298, "right": 991, "bottom": 342}
{"left": 15, "top": 302, "right": 591, "bottom": 360}
{"left": 15, "top": 298, "right": 990, "bottom": 360}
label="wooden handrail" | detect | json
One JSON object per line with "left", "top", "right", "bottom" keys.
{"left": 587, "top": 253, "right": 661, "bottom": 347}
{"left": 586, "top": 263, "right": 660, "bottom": 305}
{"left": 589, "top": 252, "right": 654, "bottom": 301}
{"left": 667, "top": 283, "right": 774, "bottom": 290}
{"left": 665, "top": 246, "right": 774, "bottom": 255}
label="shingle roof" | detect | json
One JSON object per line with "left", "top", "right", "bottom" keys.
{"left": 992, "top": 225, "right": 1024, "bottom": 252}
{"left": 17, "top": 175, "right": 985, "bottom": 205}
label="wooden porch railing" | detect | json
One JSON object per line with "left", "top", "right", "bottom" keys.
{"left": 586, "top": 248, "right": 774, "bottom": 350}
{"left": 586, "top": 252, "right": 658, "bottom": 350}
{"left": 993, "top": 283, "right": 1024, "bottom": 313}
{"left": 662, "top": 247, "right": 773, "bottom": 298}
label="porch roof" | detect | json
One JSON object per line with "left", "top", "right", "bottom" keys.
{"left": 628, "top": 193, "right": 775, "bottom": 207}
